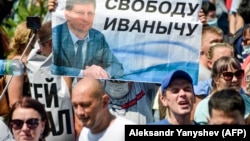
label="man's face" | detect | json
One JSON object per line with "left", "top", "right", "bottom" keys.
{"left": 71, "top": 86, "right": 104, "bottom": 130}
{"left": 208, "top": 109, "right": 245, "bottom": 125}
{"left": 202, "top": 32, "right": 223, "bottom": 54}
{"left": 65, "top": 3, "right": 95, "bottom": 33}
{"left": 200, "top": 32, "right": 223, "bottom": 66}
{"left": 39, "top": 40, "right": 52, "bottom": 57}
{"left": 206, "top": 11, "right": 216, "bottom": 21}
{"left": 162, "top": 78, "right": 194, "bottom": 116}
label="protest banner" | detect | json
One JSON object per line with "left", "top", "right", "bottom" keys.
{"left": 51, "top": 0, "right": 202, "bottom": 84}
{"left": 26, "top": 48, "right": 76, "bottom": 141}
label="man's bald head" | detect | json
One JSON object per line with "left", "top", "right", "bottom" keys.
{"left": 73, "top": 77, "right": 105, "bottom": 99}
{"left": 71, "top": 77, "right": 111, "bottom": 131}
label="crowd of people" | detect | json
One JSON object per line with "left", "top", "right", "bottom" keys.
{"left": 1, "top": 0, "right": 250, "bottom": 141}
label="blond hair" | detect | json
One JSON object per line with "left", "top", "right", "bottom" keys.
{"left": 202, "top": 26, "right": 223, "bottom": 41}
{"left": 207, "top": 42, "right": 234, "bottom": 60}
{"left": 8, "top": 22, "right": 35, "bottom": 59}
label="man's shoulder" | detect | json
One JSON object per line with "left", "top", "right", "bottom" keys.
{"left": 194, "top": 97, "right": 210, "bottom": 116}
{"left": 89, "top": 28, "right": 105, "bottom": 39}
{"left": 53, "top": 22, "right": 67, "bottom": 31}
{"left": 194, "top": 97, "right": 210, "bottom": 124}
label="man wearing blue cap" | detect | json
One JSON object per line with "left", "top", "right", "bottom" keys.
{"left": 149, "top": 70, "right": 198, "bottom": 125}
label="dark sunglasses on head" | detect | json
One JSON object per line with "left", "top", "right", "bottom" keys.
{"left": 221, "top": 70, "right": 244, "bottom": 81}
{"left": 10, "top": 118, "right": 40, "bottom": 130}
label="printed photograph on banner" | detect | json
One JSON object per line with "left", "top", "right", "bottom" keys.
{"left": 51, "top": 0, "right": 202, "bottom": 84}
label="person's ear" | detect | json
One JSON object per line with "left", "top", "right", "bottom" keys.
{"left": 64, "top": 10, "right": 70, "bottom": 20}
{"left": 213, "top": 77, "right": 220, "bottom": 86}
{"left": 207, "top": 60, "right": 213, "bottom": 70}
{"left": 192, "top": 94, "right": 195, "bottom": 104}
{"left": 200, "top": 49, "right": 205, "bottom": 56}
{"left": 160, "top": 93, "right": 168, "bottom": 107}
{"left": 102, "top": 94, "right": 110, "bottom": 108}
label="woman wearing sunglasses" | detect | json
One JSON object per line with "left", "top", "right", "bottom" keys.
{"left": 8, "top": 97, "right": 50, "bottom": 141}
{"left": 194, "top": 56, "right": 247, "bottom": 124}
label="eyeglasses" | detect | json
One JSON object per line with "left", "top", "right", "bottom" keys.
{"left": 10, "top": 118, "right": 40, "bottom": 130}
{"left": 221, "top": 70, "right": 244, "bottom": 81}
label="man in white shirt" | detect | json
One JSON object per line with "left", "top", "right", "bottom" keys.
{"left": 72, "top": 77, "right": 135, "bottom": 141}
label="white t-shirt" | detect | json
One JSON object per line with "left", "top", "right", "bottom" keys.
{"left": 78, "top": 116, "right": 135, "bottom": 141}
{"left": 0, "top": 120, "right": 14, "bottom": 141}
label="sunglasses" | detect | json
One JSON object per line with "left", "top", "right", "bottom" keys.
{"left": 10, "top": 118, "right": 40, "bottom": 130}
{"left": 221, "top": 70, "right": 244, "bottom": 81}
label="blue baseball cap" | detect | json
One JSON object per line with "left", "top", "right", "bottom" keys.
{"left": 161, "top": 70, "right": 193, "bottom": 94}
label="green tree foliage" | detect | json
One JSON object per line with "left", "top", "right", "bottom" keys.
{"left": 1, "top": 0, "right": 48, "bottom": 38}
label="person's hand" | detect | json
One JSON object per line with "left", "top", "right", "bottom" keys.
{"left": 199, "top": 9, "right": 207, "bottom": 25}
{"left": 83, "top": 65, "right": 110, "bottom": 79}
{"left": 48, "top": 0, "right": 58, "bottom": 12}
